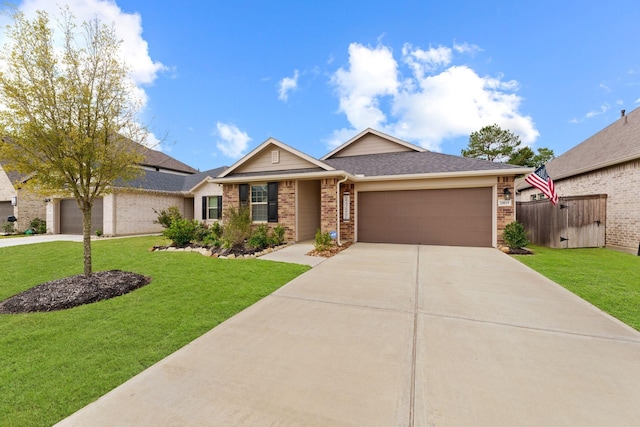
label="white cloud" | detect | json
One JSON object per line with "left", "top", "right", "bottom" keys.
{"left": 1, "top": 0, "right": 167, "bottom": 144}
{"left": 330, "top": 43, "right": 399, "bottom": 133}
{"left": 585, "top": 103, "right": 610, "bottom": 118}
{"left": 453, "top": 41, "right": 482, "bottom": 55}
{"left": 13, "top": 0, "right": 166, "bottom": 86}
{"left": 402, "top": 44, "right": 452, "bottom": 77}
{"left": 214, "top": 122, "right": 251, "bottom": 158}
{"left": 278, "top": 69, "right": 299, "bottom": 101}
{"left": 329, "top": 42, "right": 539, "bottom": 150}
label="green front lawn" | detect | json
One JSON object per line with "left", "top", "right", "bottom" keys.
{"left": 514, "top": 245, "right": 640, "bottom": 331}
{"left": 0, "top": 236, "right": 309, "bottom": 427}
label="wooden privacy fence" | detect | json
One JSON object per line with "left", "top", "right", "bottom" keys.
{"left": 516, "top": 194, "right": 607, "bottom": 248}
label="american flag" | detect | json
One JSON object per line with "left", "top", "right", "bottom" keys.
{"left": 525, "top": 165, "right": 558, "bottom": 205}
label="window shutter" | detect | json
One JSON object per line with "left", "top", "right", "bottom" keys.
{"left": 217, "top": 196, "right": 223, "bottom": 220}
{"left": 239, "top": 184, "right": 249, "bottom": 208}
{"left": 202, "top": 196, "right": 207, "bottom": 220}
{"left": 267, "top": 182, "right": 278, "bottom": 222}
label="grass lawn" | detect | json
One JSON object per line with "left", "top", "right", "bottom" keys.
{"left": 0, "top": 236, "right": 310, "bottom": 427}
{"left": 513, "top": 245, "right": 640, "bottom": 331}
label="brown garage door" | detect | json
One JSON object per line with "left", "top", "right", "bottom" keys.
{"left": 358, "top": 188, "right": 492, "bottom": 247}
{"left": 60, "top": 198, "right": 103, "bottom": 234}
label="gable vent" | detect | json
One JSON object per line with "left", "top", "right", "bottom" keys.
{"left": 271, "top": 150, "right": 280, "bottom": 164}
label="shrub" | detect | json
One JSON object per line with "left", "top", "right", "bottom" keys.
{"left": 163, "top": 218, "right": 198, "bottom": 247}
{"left": 222, "top": 206, "right": 251, "bottom": 249}
{"left": 210, "top": 221, "right": 223, "bottom": 239}
{"left": 1, "top": 222, "right": 15, "bottom": 234}
{"left": 248, "top": 224, "right": 270, "bottom": 250}
{"left": 503, "top": 221, "right": 529, "bottom": 249}
{"left": 314, "top": 229, "right": 333, "bottom": 252}
{"left": 193, "top": 222, "right": 212, "bottom": 244}
{"left": 153, "top": 206, "right": 183, "bottom": 228}
{"left": 29, "top": 218, "right": 47, "bottom": 234}
{"left": 271, "top": 224, "right": 286, "bottom": 246}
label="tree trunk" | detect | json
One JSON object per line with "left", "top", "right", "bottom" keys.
{"left": 82, "top": 205, "right": 93, "bottom": 277}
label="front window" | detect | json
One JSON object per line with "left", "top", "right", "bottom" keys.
{"left": 207, "top": 197, "right": 219, "bottom": 220}
{"left": 251, "top": 184, "right": 268, "bottom": 222}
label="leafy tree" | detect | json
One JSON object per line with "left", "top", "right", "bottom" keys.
{"left": 0, "top": 9, "right": 146, "bottom": 276}
{"left": 508, "top": 146, "right": 555, "bottom": 167}
{"left": 461, "top": 124, "right": 522, "bottom": 162}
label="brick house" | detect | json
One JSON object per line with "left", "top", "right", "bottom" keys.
{"left": 517, "top": 107, "right": 640, "bottom": 254}
{"left": 1, "top": 144, "right": 227, "bottom": 236}
{"left": 0, "top": 162, "right": 46, "bottom": 232}
{"left": 213, "top": 129, "right": 529, "bottom": 247}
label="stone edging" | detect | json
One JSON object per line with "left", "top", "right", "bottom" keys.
{"left": 151, "top": 242, "right": 294, "bottom": 259}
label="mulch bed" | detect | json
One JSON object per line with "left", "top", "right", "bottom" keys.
{"left": 306, "top": 242, "right": 352, "bottom": 258}
{"left": 505, "top": 247, "right": 534, "bottom": 255}
{"left": 0, "top": 270, "right": 151, "bottom": 314}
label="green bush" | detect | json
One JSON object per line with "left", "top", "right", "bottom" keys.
{"left": 210, "top": 221, "right": 223, "bottom": 239}
{"left": 271, "top": 224, "right": 286, "bottom": 246}
{"left": 29, "top": 218, "right": 47, "bottom": 234}
{"left": 222, "top": 206, "right": 251, "bottom": 249}
{"left": 163, "top": 218, "right": 198, "bottom": 247}
{"left": 503, "top": 221, "right": 529, "bottom": 249}
{"left": 1, "top": 222, "right": 15, "bottom": 234}
{"left": 248, "top": 224, "right": 270, "bottom": 250}
{"left": 153, "top": 206, "right": 183, "bottom": 228}
{"left": 314, "top": 229, "right": 333, "bottom": 252}
{"left": 193, "top": 222, "right": 212, "bottom": 243}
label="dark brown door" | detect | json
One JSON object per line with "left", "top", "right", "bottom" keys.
{"left": 358, "top": 188, "right": 492, "bottom": 247}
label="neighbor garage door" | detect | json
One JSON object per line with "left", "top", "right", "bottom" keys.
{"left": 0, "top": 201, "right": 13, "bottom": 223}
{"left": 358, "top": 188, "right": 492, "bottom": 247}
{"left": 60, "top": 198, "right": 103, "bottom": 234}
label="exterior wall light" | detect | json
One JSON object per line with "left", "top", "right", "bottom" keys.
{"left": 503, "top": 188, "right": 511, "bottom": 201}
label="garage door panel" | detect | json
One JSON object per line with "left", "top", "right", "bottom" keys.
{"left": 60, "top": 199, "right": 103, "bottom": 234}
{"left": 358, "top": 188, "right": 492, "bottom": 247}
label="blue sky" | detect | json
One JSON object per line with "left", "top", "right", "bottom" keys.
{"left": 2, "top": 1, "right": 639, "bottom": 171}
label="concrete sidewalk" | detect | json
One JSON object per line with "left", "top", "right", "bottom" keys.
{"left": 55, "top": 243, "right": 640, "bottom": 426}
{"left": 0, "top": 234, "right": 84, "bottom": 248}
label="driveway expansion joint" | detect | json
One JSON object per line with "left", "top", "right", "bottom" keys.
{"left": 420, "top": 311, "right": 640, "bottom": 344}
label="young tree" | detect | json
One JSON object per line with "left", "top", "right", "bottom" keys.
{"left": 461, "top": 124, "right": 522, "bottom": 162}
{"left": 0, "top": 9, "right": 146, "bottom": 276}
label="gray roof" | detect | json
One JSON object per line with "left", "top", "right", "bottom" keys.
{"left": 182, "top": 166, "right": 228, "bottom": 191}
{"left": 519, "top": 107, "right": 640, "bottom": 191}
{"left": 323, "top": 150, "right": 527, "bottom": 176}
{"left": 119, "top": 166, "right": 228, "bottom": 193}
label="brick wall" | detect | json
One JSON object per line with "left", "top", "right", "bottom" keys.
{"left": 222, "top": 182, "right": 296, "bottom": 242}
{"left": 277, "top": 180, "right": 295, "bottom": 241}
{"left": 320, "top": 178, "right": 338, "bottom": 234}
{"left": 339, "top": 183, "right": 355, "bottom": 242}
{"left": 14, "top": 189, "right": 46, "bottom": 232}
{"left": 497, "top": 176, "right": 515, "bottom": 246}
{"left": 112, "top": 190, "right": 186, "bottom": 236}
{"left": 519, "top": 160, "right": 640, "bottom": 253}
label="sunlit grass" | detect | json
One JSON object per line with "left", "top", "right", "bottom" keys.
{"left": 514, "top": 245, "right": 640, "bottom": 331}
{"left": 0, "top": 236, "right": 309, "bottom": 426}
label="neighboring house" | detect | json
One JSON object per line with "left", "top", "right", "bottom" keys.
{"left": 212, "top": 128, "right": 529, "bottom": 247}
{"left": 517, "top": 107, "right": 640, "bottom": 254}
{"left": 0, "top": 162, "right": 46, "bottom": 232}
{"left": 2, "top": 143, "right": 227, "bottom": 236}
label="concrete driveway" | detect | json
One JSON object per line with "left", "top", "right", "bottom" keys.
{"left": 56, "top": 243, "right": 640, "bottom": 426}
